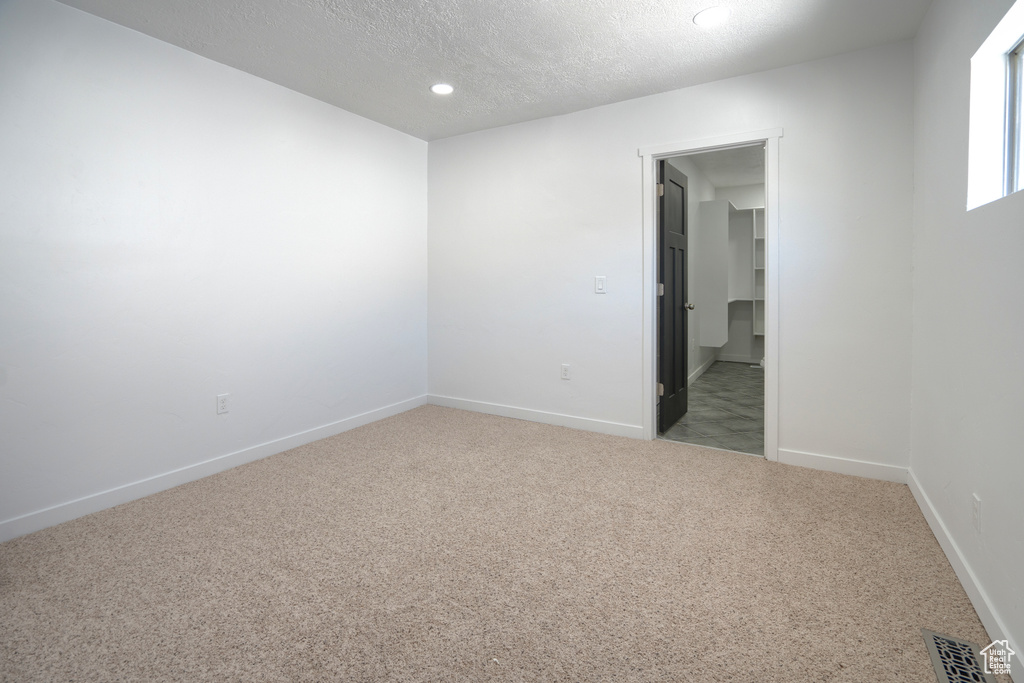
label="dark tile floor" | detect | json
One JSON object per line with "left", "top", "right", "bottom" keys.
{"left": 660, "top": 361, "right": 764, "bottom": 456}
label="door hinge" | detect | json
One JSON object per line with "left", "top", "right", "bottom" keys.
{"left": 657, "top": 383, "right": 664, "bottom": 397}
{"left": 658, "top": 283, "right": 664, "bottom": 296}
{"left": 657, "top": 183, "right": 665, "bottom": 197}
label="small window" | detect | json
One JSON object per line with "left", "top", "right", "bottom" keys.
{"left": 1008, "top": 38, "right": 1024, "bottom": 194}
{"left": 967, "top": 0, "right": 1024, "bottom": 209}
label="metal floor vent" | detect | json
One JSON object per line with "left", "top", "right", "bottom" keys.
{"left": 921, "top": 629, "right": 996, "bottom": 683}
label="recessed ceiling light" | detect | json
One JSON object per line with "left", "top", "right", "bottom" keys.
{"left": 693, "top": 6, "right": 730, "bottom": 28}
{"left": 430, "top": 83, "right": 454, "bottom": 95}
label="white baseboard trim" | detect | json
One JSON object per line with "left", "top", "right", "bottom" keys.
{"left": 428, "top": 395, "right": 644, "bottom": 439}
{"left": 908, "top": 469, "right": 1020, "bottom": 669}
{"left": 0, "top": 395, "right": 429, "bottom": 543}
{"left": 716, "top": 354, "right": 761, "bottom": 365}
{"left": 688, "top": 355, "right": 717, "bottom": 386}
{"left": 777, "top": 448, "right": 908, "bottom": 483}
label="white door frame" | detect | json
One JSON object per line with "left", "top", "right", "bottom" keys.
{"left": 638, "top": 128, "right": 782, "bottom": 461}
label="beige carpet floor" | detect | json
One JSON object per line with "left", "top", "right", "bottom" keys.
{"left": 0, "top": 405, "right": 997, "bottom": 681}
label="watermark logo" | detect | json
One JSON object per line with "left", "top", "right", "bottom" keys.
{"left": 980, "top": 639, "right": 1015, "bottom": 676}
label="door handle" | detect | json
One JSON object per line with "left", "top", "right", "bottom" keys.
{"left": 683, "top": 303, "right": 695, "bottom": 310}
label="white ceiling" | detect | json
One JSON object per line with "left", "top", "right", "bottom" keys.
{"left": 56, "top": 0, "right": 933, "bottom": 141}
{"left": 685, "top": 144, "right": 766, "bottom": 188}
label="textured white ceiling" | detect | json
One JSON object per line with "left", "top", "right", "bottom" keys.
{"left": 55, "top": 0, "right": 933, "bottom": 140}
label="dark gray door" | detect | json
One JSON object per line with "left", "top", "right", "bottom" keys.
{"left": 658, "top": 160, "right": 688, "bottom": 433}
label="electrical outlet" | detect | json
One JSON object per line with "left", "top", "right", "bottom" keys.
{"left": 217, "top": 393, "right": 230, "bottom": 415}
{"left": 972, "top": 494, "right": 982, "bottom": 533}
{"left": 560, "top": 364, "right": 571, "bottom": 380}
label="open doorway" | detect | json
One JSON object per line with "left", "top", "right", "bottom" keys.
{"left": 655, "top": 143, "right": 768, "bottom": 456}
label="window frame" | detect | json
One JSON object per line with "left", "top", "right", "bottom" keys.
{"left": 1007, "top": 37, "right": 1024, "bottom": 194}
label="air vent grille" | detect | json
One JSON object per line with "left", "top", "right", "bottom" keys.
{"left": 921, "top": 629, "right": 996, "bottom": 683}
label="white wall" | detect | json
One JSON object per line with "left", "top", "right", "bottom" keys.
{"left": 715, "top": 184, "right": 766, "bottom": 210}
{"left": 665, "top": 156, "right": 718, "bottom": 382}
{"left": 429, "top": 41, "right": 915, "bottom": 471}
{"left": 0, "top": 0, "right": 428, "bottom": 540}
{"left": 910, "top": 0, "right": 1023, "bottom": 656}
